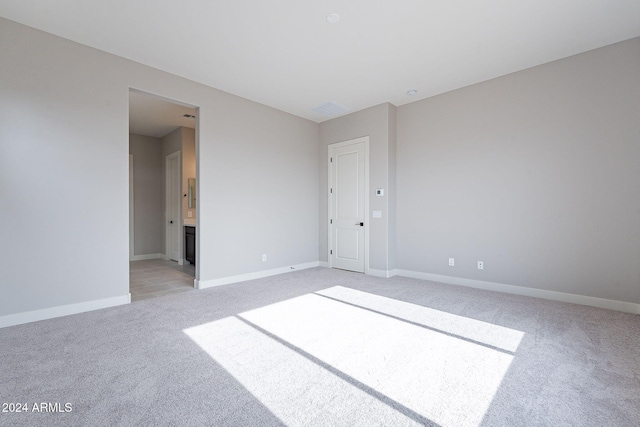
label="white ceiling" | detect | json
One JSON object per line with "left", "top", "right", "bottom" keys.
{"left": 2, "top": 1, "right": 640, "bottom": 123}
{"left": 129, "top": 91, "right": 196, "bottom": 138}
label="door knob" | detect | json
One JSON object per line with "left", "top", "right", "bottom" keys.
{"left": 355, "top": 222, "right": 364, "bottom": 226}
{"left": 170, "top": 220, "right": 173, "bottom": 224}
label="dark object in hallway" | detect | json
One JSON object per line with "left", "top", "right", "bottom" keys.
{"left": 185, "top": 225, "right": 196, "bottom": 266}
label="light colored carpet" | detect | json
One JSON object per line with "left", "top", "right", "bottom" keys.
{"left": 0, "top": 267, "right": 638, "bottom": 426}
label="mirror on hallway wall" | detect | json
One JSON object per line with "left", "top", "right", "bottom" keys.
{"left": 188, "top": 177, "right": 196, "bottom": 209}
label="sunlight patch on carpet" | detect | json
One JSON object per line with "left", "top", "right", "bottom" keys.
{"left": 184, "top": 316, "right": 425, "bottom": 426}
{"left": 316, "top": 286, "right": 524, "bottom": 352}
{"left": 184, "top": 287, "right": 524, "bottom": 427}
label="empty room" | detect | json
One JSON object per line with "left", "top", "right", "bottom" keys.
{"left": 1, "top": 1, "right": 639, "bottom": 426}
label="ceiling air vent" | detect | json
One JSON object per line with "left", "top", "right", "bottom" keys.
{"left": 182, "top": 114, "right": 196, "bottom": 119}
{"left": 311, "top": 102, "right": 349, "bottom": 118}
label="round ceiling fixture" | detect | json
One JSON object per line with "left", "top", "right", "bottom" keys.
{"left": 406, "top": 90, "right": 418, "bottom": 96}
{"left": 326, "top": 13, "right": 340, "bottom": 23}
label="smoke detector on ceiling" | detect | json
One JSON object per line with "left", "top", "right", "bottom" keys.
{"left": 326, "top": 13, "right": 340, "bottom": 23}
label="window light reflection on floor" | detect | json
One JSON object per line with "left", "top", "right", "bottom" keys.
{"left": 184, "top": 286, "right": 524, "bottom": 427}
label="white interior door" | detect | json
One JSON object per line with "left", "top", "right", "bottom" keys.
{"left": 329, "top": 139, "right": 367, "bottom": 273}
{"left": 166, "top": 152, "right": 181, "bottom": 261}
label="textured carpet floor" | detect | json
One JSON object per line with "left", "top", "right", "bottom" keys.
{"left": 1, "top": 267, "right": 638, "bottom": 426}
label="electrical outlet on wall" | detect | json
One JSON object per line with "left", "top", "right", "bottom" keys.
{"left": 262, "top": 254, "right": 267, "bottom": 262}
{"left": 448, "top": 258, "right": 454, "bottom": 267}
{"left": 477, "top": 261, "right": 484, "bottom": 270}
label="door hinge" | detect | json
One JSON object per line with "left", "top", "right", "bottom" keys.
{"left": 330, "top": 188, "right": 333, "bottom": 193}
{"left": 330, "top": 250, "right": 333, "bottom": 255}
{"left": 330, "top": 219, "right": 333, "bottom": 224}
{"left": 330, "top": 157, "right": 333, "bottom": 162}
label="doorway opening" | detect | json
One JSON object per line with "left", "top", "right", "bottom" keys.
{"left": 128, "top": 89, "right": 199, "bottom": 301}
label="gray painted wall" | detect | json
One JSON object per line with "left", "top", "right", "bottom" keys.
{"left": 396, "top": 37, "right": 640, "bottom": 304}
{"left": 129, "top": 133, "right": 164, "bottom": 256}
{"left": 1, "top": 16, "right": 637, "bottom": 320}
{"left": 319, "top": 103, "right": 396, "bottom": 273}
{"left": 208, "top": 97, "right": 319, "bottom": 278}
{"left": 0, "top": 18, "right": 319, "bottom": 317}
{"left": 162, "top": 127, "right": 182, "bottom": 157}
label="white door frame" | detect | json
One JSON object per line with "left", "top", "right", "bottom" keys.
{"left": 129, "top": 154, "right": 135, "bottom": 260}
{"left": 165, "top": 151, "right": 182, "bottom": 263}
{"left": 328, "top": 136, "right": 370, "bottom": 274}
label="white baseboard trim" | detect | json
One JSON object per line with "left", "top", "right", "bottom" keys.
{"left": 0, "top": 294, "right": 131, "bottom": 329}
{"left": 368, "top": 268, "right": 397, "bottom": 278}
{"left": 130, "top": 253, "right": 164, "bottom": 261}
{"left": 395, "top": 270, "right": 640, "bottom": 315}
{"left": 195, "top": 261, "right": 320, "bottom": 290}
